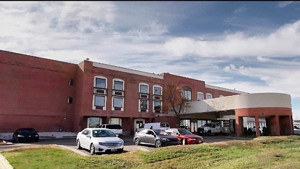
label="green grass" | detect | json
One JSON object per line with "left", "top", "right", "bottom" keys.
{"left": 2, "top": 135, "right": 300, "bottom": 169}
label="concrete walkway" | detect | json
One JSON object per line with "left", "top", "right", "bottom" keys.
{"left": 0, "top": 153, "right": 13, "bottom": 169}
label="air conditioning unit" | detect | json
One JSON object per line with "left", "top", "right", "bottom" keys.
{"left": 113, "top": 90, "right": 124, "bottom": 96}
{"left": 94, "top": 88, "right": 107, "bottom": 95}
{"left": 139, "top": 94, "right": 149, "bottom": 99}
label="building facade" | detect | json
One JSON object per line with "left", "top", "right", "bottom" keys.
{"left": 0, "top": 50, "right": 294, "bottom": 136}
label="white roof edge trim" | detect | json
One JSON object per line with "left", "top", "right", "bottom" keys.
{"left": 93, "top": 62, "right": 164, "bottom": 79}
{"left": 205, "top": 84, "right": 247, "bottom": 94}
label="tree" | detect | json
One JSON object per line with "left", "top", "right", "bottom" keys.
{"left": 163, "top": 83, "right": 189, "bottom": 126}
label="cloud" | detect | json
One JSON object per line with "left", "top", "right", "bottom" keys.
{"left": 278, "top": 1, "right": 293, "bottom": 8}
{"left": 163, "top": 20, "right": 300, "bottom": 58}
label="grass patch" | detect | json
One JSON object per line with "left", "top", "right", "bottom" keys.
{"left": 2, "top": 135, "right": 300, "bottom": 169}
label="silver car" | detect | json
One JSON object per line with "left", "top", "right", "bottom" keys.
{"left": 76, "top": 128, "right": 124, "bottom": 155}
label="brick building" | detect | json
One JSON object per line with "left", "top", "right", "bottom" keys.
{"left": 0, "top": 50, "right": 293, "bottom": 136}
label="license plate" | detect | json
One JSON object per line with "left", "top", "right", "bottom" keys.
{"left": 111, "top": 149, "right": 117, "bottom": 152}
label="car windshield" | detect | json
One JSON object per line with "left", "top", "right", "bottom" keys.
{"left": 92, "top": 130, "right": 116, "bottom": 137}
{"left": 203, "top": 123, "right": 212, "bottom": 127}
{"left": 106, "top": 125, "right": 122, "bottom": 129}
{"left": 178, "top": 129, "right": 192, "bottom": 135}
{"left": 153, "top": 129, "right": 169, "bottom": 136}
{"left": 18, "top": 128, "right": 37, "bottom": 134}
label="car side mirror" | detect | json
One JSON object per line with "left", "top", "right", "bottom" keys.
{"left": 87, "top": 135, "right": 91, "bottom": 139}
{"left": 116, "top": 134, "right": 119, "bottom": 137}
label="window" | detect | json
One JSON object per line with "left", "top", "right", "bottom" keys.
{"left": 69, "top": 79, "right": 74, "bottom": 86}
{"left": 93, "top": 76, "right": 107, "bottom": 110}
{"left": 87, "top": 117, "right": 102, "bottom": 128}
{"left": 112, "top": 79, "right": 124, "bottom": 111}
{"left": 154, "top": 100, "right": 162, "bottom": 113}
{"left": 197, "top": 120, "right": 207, "bottom": 127}
{"left": 113, "top": 79, "right": 124, "bottom": 91}
{"left": 139, "top": 83, "right": 149, "bottom": 112}
{"left": 140, "top": 99, "right": 148, "bottom": 112}
{"left": 95, "top": 77, "right": 106, "bottom": 88}
{"left": 182, "top": 86, "right": 192, "bottom": 101}
{"left": 140, "top": 84, "right": 149, "bottom": 93}
{"left": 113, "top": 97, "right": 123, "bottom": 110}
{"left": 197, "top": 92, "right": 204, "bottom": 101}
{"left": 153, "top": 86, "right": 162, "bottom": 95}
{"left": 206, "top": 93, "right": 212, "bottom": 100}
{"left": 94, "top": 95, "right": 105, "bottom": 109}
{"left": 153, "top": 85, "right": 162, "bottom": 113}
{"left": 67, "top": 97, "right": 73, "bottom": 104}
{"left": 110, "top": 118, "right": 122, "bottom": 125}
{"left": 180, "top": 119, "right": 191, "bottom": 130}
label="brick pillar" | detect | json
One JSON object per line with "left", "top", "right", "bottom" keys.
{"left": 235, "top": 116, "right": 243, "bottom": 137}
{"left": 270, "top": 115, "right": 280, "bottom": 136}
{"left": 255, "top": 116, "right": 260, "bottom": 137}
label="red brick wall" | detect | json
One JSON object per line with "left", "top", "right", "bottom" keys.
{"left": 0, "top": 50, "right": 77, "bottom": 132}
{"left": 72, "top": 61, "right": 165, "bottom": 132}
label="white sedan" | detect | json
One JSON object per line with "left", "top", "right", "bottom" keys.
{"left": 76, "top": 128, "right": 124, "bottom": 155}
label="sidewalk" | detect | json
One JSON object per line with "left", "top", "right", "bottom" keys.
{"left": 0, "top": 153, "right": 13, "bottom": 169}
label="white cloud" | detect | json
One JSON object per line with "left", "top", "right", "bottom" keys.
{"left": 163, "top": 20, "right": 300, "bottom": 58}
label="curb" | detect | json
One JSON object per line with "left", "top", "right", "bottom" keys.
{"left": 0, "top": 153, "right": 13, "bottom": 169}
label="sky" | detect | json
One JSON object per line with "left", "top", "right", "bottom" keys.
{"left": 1, "top": 1, "right": 300, "bottom": 119}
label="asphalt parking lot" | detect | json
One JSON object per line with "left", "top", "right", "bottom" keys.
{"left": 0, "top": 135, "right": 253, "bottom": 156}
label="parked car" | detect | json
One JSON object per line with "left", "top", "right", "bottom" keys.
{"left": 166, "top": 128, "right": 204, "bottom": 145}
{"left": 136, "top": 122, "right": 170, "bottom": 132}
{"left": 198, "top": 122, "right": 229, "bottom": 135}
{"left": 12, "top": 128, "right": 39, "bottom": 143}
{"left": 99, "top": 124, "right": 123, "bottom": 136}
{"left": 133, "top": 129, "right": 179, "bottom": 148}
{"left": 76, "top": 128, "right": 124, "bottom": 155}
{"left": 294, "top": 125, "right": 300, "bottom": 135}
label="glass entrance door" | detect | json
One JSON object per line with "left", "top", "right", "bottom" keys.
{"left": 134, "top": 119, "right": 145, "bottom": 132}
{"left": 87, "top": 117, "right": 102, "bottom": 128}
{"left": 191, "top": 122, "right": 198, "bottom": 133}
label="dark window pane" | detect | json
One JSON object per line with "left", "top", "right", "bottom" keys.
{"left": 140, "top": 100, "right": 148, "bottom": 110}
{"left": 154, "top": 101, "right": 161, "bottom": 113}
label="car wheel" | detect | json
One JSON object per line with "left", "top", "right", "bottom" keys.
{"left": 182, "top": 139, "right": 187, "bottom": 145}
{"left": 207, "top": 130, "right": 211, "bottom": 136}
{"left": 117, "top": 149, "right": 123, "bottom": 153}
{"left": 155, "top": 140, "right": 161, "bottom": 148}
{"left": 90, "top": 144, "right": 95, "bottom": 155}
{"left": 77, "top": 140, "right": 82, "bottom": 149}
{"left": 134, "top": 138, "right": 140, "bottom": 145}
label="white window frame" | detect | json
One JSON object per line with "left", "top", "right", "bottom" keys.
{"left": 197, "top": 92, "right": 204, "bottom": 101}
{"left": 139, "top": 83, "right": 149, "bottom": 112}
{"left": 93, "top": 95, "right": 107, "bottom": 110}
{"left": 139, "top": 83, "right": 149, "bottom": 93}
{"left": 94, "top": 76, "right": 107, "bottom": 88}
{"left": 206, "top": 93, "right": 212, "bottom": 100}
{"left": 112, "top": 97, "right": 124, "bottom": 111}
{"left": 113, "top": 78, "right": 124, "bottom": 90}
{"left": 153, "top": 85, "right": 162, "bottom": 95}
{"left": 93, "top": 76, "right": 107, "bottom": 110}
{"left": 153, "top": 85, "right": 162, "bottom": 113}
{"left": 139, "top": 99, "right": 149, "bottom": 113}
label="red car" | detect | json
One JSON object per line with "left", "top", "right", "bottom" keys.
{"left": 166, "top": 128, "right": 204, "bottom": 145}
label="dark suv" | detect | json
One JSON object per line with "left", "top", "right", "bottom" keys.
{"left": 12, "top": 128, "right": 39, "bottom": 143}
